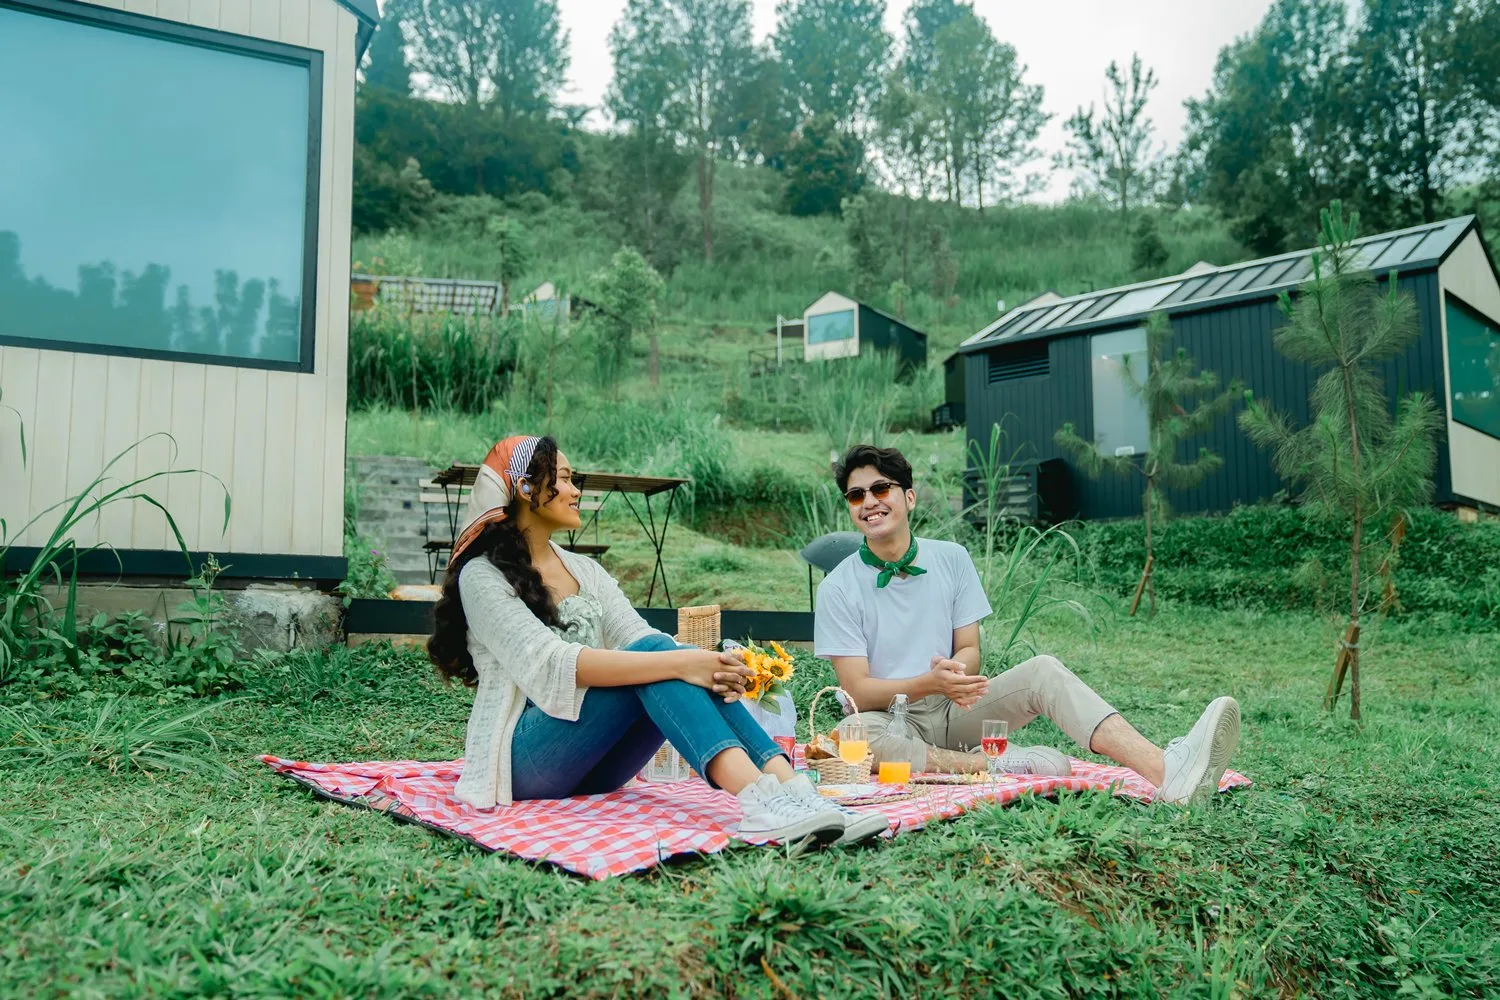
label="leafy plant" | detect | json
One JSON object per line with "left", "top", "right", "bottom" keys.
{"left": 1056, "top": 311, "right": 1241, "bottom": 616}
{"left": 1, "top": 431, "right": 229, "bottom": 683}
{"left": 1240, "top": 202, "right": 1442, "bottom": 720}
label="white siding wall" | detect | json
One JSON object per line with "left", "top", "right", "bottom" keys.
{"left": 1438, "top": 231, "right": 1500, "bottom": 508}
{"left": 803, "top": 291, "right": 861, "bottom": 362}
{"left": 0, "top": 0, "right": 354, "bottom": 559}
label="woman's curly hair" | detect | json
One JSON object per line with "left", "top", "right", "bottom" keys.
{"left": 427, "top": 436, "right": 562, "bottom": 687}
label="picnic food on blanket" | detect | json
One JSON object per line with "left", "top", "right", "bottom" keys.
{"left": 805, "top": 686, "right": 872, "bottom": 783}
{"left": 726, "top": 639, "right": 795, "bottom": 713}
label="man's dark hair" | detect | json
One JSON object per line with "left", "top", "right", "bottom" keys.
{"left": 835, "top": 445, "right": 914, "bottom": 494}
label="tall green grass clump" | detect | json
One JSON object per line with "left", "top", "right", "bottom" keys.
{"left": 347, "top": 308, "right": 519, "bottom": 412}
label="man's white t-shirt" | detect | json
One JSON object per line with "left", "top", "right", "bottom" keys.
{"left": 814, "top": 537, "right": 992, "bottom": 680}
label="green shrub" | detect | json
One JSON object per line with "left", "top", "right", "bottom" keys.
{"left": 1076, "top": 504, "right": 1500, "bottom": 627}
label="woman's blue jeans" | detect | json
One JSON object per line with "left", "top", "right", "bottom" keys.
{"left": 509, "top": 633, "right": 787, "bottom": 800}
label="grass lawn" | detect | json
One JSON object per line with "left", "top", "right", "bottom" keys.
{"left": 3, "top": 604, "right": 1498, "bottom": 997}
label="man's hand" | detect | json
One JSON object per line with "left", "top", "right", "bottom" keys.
{"left": 927, "top": 655, "right": 987, "bottom": 708}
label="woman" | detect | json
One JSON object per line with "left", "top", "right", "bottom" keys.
{"left": 428, "top": 435, "right": 887, "bottom": 846}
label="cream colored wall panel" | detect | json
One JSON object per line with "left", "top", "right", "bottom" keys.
{"left": 186, "top": 0, "right": 219, "bottom": 27}
{"left": 260, "top": 374, "right": 299, "bottom": 552}
{"left": 96, "top": 357, "right": 143, "bottom": 546}
{"left": 278, "top": 0, "right": 307, "bottom": 44}
{"left": 131, "top": 363, "right": 176, "bottom": 549}
{"left": 198, "top": 367, "right": 237, "bottom": 553}
{"left": 156, "top": 0, "right": 191, "bottom": 21}
{"left": 1438, "top": 232, "right": 1500, "bottom": 508}
{"left": 228, "top": 370, "right": 268, "bottom": 552}
{"left": 319, "top": 7, "right": 355, "bottom": 556}
{"left": 25, "top": 353, "right": 75, "bottom": 547}
{"left": 0, "top": 349, "right": 42, "bottom": 545}
{"left": 218, "top": 0, "right": 249, "bottom": 34}
{"left": 248, "top": 0, "right": 278, "bottom": 39}
{"left": 61, "top": 355, "right": 111, "bottom": 548}
{"left": 121, "top": 0, "right": 157, "bottom": 15}
{"left": 165, "top": 364, "right": 207, "bottom": 548}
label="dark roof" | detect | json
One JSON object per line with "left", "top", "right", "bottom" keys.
{"left": 807, "top": 291, "right": 928, "bottom": 341}
{"left": 960, "top": 215, "right": 1477, "bottom": 353}
{"left": 340, "top": 0, "right": 379, "bottom": 58}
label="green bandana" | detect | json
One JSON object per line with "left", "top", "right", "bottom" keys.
{"left": 859, "top": 537, "right": 926, "bottom": 588}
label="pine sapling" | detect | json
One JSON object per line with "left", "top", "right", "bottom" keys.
{"left": 1056, "top": 311, "right": 1240, "bottom": 615}
{"left": 1239, "top": 202, "right": 1441, "bottom": 721}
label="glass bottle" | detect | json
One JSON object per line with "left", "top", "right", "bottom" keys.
{"left": 877, "top": 693, "right": 914, "bottom": 783}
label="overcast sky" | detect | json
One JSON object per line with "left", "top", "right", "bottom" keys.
{"left": 557, "top": 0, "right": 1277, "bottom": 202}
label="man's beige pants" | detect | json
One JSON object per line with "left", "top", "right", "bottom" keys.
{"left": 858, "top": 655, "right": 1118, "bottom": 770}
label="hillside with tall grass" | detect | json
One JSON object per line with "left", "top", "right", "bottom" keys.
{"left": 354, "top": 163, "right": 1248, "bottom": 352}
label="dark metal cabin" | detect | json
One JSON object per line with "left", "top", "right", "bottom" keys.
{"left": 955, "top": 216, "right": 1500, "bottom": 522}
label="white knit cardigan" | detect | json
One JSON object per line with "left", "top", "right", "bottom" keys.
{"left": 453, "top": 544, "right": 658, "bottom": 809}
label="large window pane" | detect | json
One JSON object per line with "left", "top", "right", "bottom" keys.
{"left": 807, "top": 309, "right": 855, "bottom": 345}
{"left": 1447, "top": 299, "right": 1500, "bottom": 438}
{"left": 0, "top": 3, "right": 316, "bottom": 368}
{"left": 1090, "top": 328, "right": 1149, "bottom": 456}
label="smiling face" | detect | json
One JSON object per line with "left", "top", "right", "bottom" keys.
{"left": 844, "top": 464, "right": 915, "bottom": 545}
{"left": 520, "top": 450, "right": 583, "bottom": 533}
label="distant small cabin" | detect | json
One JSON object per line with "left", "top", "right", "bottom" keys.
{"left": 802, "top": 291, "right": 928, "bottom": 373}
{"left": 952, "top": 215, "right": 1500, "bottom": 521}
{"left": 513, "top": 281, "right": 608, "bottom": 323}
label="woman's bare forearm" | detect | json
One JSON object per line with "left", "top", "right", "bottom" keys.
{"left": 575, "top": 647, "right": 687, "bottom": 687}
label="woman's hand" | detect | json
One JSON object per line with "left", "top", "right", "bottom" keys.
{"left": 675, "top": 649, "right": 754, "bottom": 702}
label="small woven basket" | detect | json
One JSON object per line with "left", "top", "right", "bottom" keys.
{"left": 805, "top": 685, "right": 871, "bottom": 784}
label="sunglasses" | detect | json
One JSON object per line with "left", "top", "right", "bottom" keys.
{"left": 844, "top": 480, "right": 906, "bottom": 505}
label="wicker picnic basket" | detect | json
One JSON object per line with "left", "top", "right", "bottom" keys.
{"left": 805, "top": 685, "right": 872, "bottom": 784}
{"left": 642, "top": 604, "right": 723, "bottom": 782}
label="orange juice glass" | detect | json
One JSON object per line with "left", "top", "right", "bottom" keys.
{"left": 878, "top": 761, "right": 911, "bottom": 784}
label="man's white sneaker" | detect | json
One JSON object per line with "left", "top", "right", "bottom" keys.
{"left": 781, "top": 774, "right": 890, "bottom": 844}
{"left": 736, "top": 774, "right": 844, "bottom": 846}
{"left": 1157, "top": 696, "right": 1241, "bottom": 806}
{"left": 991, "top": 745, "right": 1073, "bottom": 777}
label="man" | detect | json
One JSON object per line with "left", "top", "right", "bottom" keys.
{"left": 813, "top": 444, "right": 1241, "bottom": 805}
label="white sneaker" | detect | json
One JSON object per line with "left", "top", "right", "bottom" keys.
{"left": 736, "top": 774, "right": 844, "bottom": 846}
{"left": 990, "top": 745, "right": 1073, "bottom": 777}
{"left": 781, "top": 774, "right": 891, "bottom": 845}
{"left": 1158, "top": 696, "right": 1241, "bottom": 806}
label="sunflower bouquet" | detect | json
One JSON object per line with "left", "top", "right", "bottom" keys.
{"left": 728, "top": 639, "right": 795, "bottom": 713}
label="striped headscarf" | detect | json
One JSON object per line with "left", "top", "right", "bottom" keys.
{"left": 450, "top": 435, "right": 542, "bottom": 563}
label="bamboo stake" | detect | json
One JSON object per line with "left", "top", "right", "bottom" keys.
{"left": 1128, "top": 555, "right": 1155, "bottom": 617}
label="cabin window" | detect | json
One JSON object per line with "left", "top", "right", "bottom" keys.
{"left": 0, "top": 0, "right": 321, "bottom": 371}
{"left": 1090, "top": 328, "right": 1149, "bottom": 456}
{"left": 807, "top": 309, "right": 856, "bottom": 344}
{"left": 1447, "top": 297, "right": 1500, "bottom": 439}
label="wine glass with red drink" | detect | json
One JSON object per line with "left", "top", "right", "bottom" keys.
{"left": 981, "top": 720, "right": 1009, "bottom": 779}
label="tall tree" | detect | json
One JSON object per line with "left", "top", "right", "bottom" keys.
{"left": 609, "top": 0, "right": 756, "bottom": 263}
{"left": 591, "top": 247, "right": 665, "bottom": 389}
{"left": 362, "top": 0, "right": 412, "bottom": 96}
{"left": 773, "top": 0, "right": 891, "bottom": 131}
{"left": 781, "top": 114, "right": 866, "bottom": 217}
{"left": 1056, "top": 313, "right": 1241, "bottom": 616}
{"left": 1239, "top": 203, "right": 1441, "bottom": 721}
{"left": 873, "top": 74, "right": 938, "bottom": 285}
{"left": 1349, "top": 0, "right": 1485, "bottom": 228}
{"left": 1182, "top": 0, "right": 1356, "bottom": 252}
{"left": 902, "top": 7, "right": 1046, "bottom": 208}
{"left": 406, "top": 0, "right": 567, "bottom": 117}
{"left": 1062, "top": 54, "right": 1162, "bottom": 217}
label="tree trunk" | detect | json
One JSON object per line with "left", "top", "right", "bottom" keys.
{"left": 1130, "top": 482, "right": 1156, "bottom": 617}
{"left": 697, "top": 151, "right": 714, "bottom": 262}
{"left": 648, "top": 325, "right": 660, "bottom": 387}
{"left": 901, "top": 196, "right": 911, "bottom": 288}
{"left": 1331, "top": 363, "right": 1365, "bottom": 721}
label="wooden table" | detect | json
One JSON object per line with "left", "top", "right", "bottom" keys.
{"left": 429, "top": 464, "right": 689, "bottom": 606}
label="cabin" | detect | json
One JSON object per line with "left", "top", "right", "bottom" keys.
{"left": 953, "top": 216, "right": 1500, "bottom": 522}
{"left": 0, "top": 0, "right": 376, "bottom": 585}
{"left": 802, "top": 291, "right": 928, "bottom": 374}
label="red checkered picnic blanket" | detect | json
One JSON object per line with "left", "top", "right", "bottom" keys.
{"left": 262, "top": 754, "right": 1251, "bottom": 880}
